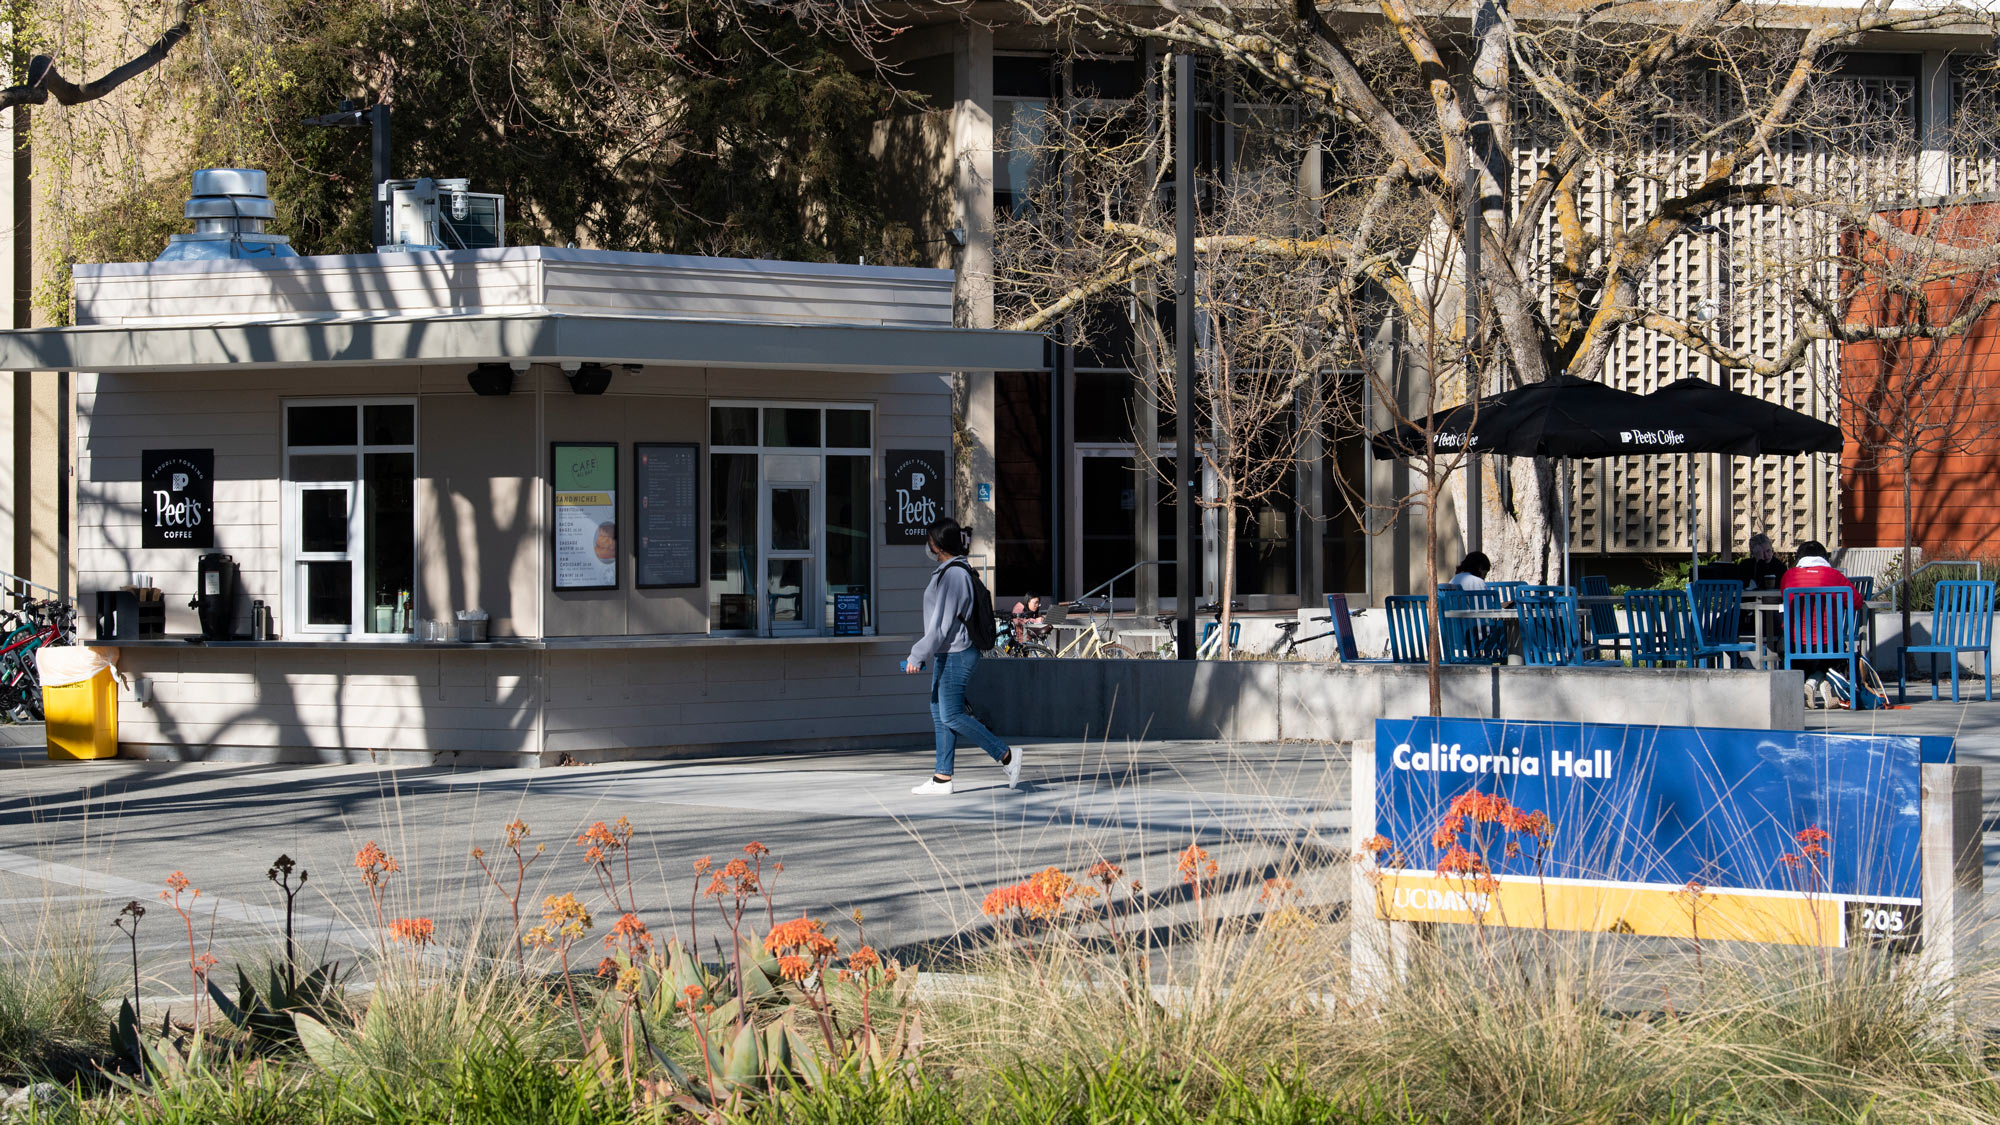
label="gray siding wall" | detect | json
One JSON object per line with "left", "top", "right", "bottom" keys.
{"left": 73, "top": 249, "right": 955, "bottom": 328}
{"left": 80, "top": 360, "right": 950, "bottom": 759}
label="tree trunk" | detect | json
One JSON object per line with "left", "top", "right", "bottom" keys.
{"left": 1425, "top": 476, "right": 1444, "bottom": 716}
{"left": 1219, "top": 492, "right": 1237, "bottom": 659}
{"left": 1481, "top": 456, "right": 1558, "bottom": 584}
{"left": 1901, "top": 455, "right": 1914, "bottom": 669}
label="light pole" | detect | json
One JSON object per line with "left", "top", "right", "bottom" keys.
{"left": 303, "top": 99, "right": 392, "bottom": 249}
{"left": 1175, "top": 54, "right": 1199, "bottom": 659}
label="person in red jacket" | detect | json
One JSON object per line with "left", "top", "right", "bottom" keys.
{"left": 1779, "top": 541, "right": 1862, "bottom": 608}
{"left": 1780, "top": 540, "right": 1862, "bottom": 705}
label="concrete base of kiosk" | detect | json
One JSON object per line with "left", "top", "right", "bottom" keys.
{"left": 105, "top": 636, "right": 929, "bottom": 767}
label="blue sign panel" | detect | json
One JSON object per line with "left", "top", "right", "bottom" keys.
{"left": 1367, "top": 718, "right": 1952, "bottom": 946}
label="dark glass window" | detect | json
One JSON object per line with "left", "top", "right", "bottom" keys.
{"left": 995, "top": 371, "right": 1053, "bottom": 597}
{"left": 363, "top": 404, "right": 414, "bottom": 446}
{"left": 301, "top": 489, "right": 348, "bottom": 553}
{"left": 1074, "top": 372, "right": 1137, "bottom": 443}
{"left": 711, "top": 406, "right": 758, "bottom": 447}
{"left": 709, "top": 452, "right": 759, "bottom": 631}
{"left": 826, "top": 409, "right": 871, "bottom": 449}
{"left": 994, "top": 55, "right": 1054, "bottom": 98}
{"left": 287, "top": 405, "right": 356, "bottom": 447}
{"left": 764, "top": 408, "right": 821, "bottom": 448}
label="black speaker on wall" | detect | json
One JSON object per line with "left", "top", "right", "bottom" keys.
{"left": 567, "top": 363, "right": 614, "bottom": 395}
{"left": 467, "top": 362, "right": 515, "bottom": 396}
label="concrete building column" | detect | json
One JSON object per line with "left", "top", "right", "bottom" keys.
{"left": 951, "top": 25, "right": 997, "bottom": 572}
{"left": 1919, "top": 50, "right": 1951, "bottom": 199}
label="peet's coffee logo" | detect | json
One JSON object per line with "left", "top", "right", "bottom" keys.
{"left": 1619, "top": 429, "right": 1688, "bottom": 447}
{"left": 141, "top": 448, "right": 215, "bottom": 550}
{"left": 883, "top": 449, "right": 947, "bottom": 545}
{"left": 1432, "top": 431, "right": 1480, "bottom": 448}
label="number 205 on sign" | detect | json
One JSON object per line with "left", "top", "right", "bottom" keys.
{"left": 1845, "top": 901, "right": 1921, "bottom": 946}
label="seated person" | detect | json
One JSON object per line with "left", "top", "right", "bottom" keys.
{"left": 1742, "top": 533, "right": 1786, "bottom": 589}
{"left": 1781, "top": 540, "right": 1864, "bottom": 703}
{"left": 1446, "top": 551, "right": 1491, "bottom": 591}
{"left": 1780, "top": 541, "right": 1862, "bottom": 606}
{"left": 1009, "top": 594, "right": 1049, "bottom": 645}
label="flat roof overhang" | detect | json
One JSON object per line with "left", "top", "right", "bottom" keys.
{"left": 0, "top": 313, "right": 1047, "bottom": 374}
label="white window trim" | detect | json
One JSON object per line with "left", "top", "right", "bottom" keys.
{"left": 708, "top": 401, "right": 877, "bottom": 638}
{"left": 280, "top": 397, "right": 419, "bottom": 641}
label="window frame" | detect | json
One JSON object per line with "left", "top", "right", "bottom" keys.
{"left": 708, "top": 400, "right": 877, "bottom": 638}
{"left": 280, "top": 397, "right": 420, "bottom": 640}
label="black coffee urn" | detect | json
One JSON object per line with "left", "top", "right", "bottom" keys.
{"left": 191, "top": 553, "right": 239, "bottom": 640}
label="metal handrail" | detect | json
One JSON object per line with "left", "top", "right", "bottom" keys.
{"left": 1071, "top": 560, "right": 1162, "bottom": 608}
{"left": 0, "top": 568, "right": 61, "bottom": 606}
{"left": 1886, "top": 559, "right": 1982, "bottom": 608}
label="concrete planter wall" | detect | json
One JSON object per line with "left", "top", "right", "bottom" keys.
{"left": 967, "top": 659, "right": 1805, "bottom": 743}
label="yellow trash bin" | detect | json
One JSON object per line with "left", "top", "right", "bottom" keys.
{"left": 39, "top": 646, "right": 118, "bottom": 761}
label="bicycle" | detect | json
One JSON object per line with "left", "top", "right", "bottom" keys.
{"left": 1149, "top": 601, "right": 1241, "bottom": 659}
{"left": 1050, "top": 598, "right": 1135, "bottom": 659}
{"left": 1269, "top": 613, "right": 1340, "bottom": 657}
{"left": 0, "top": 599, "right": 77, "bottom": 722}
{"left": 995, "top": 611, "right": 1054, "bottom": 657}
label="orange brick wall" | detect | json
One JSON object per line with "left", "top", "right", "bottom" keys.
{"left": 1841, "top": 203, "right": 2000, "bottom": 558}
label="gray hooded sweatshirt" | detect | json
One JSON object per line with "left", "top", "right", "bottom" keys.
{"left": 907, "top": 557, "right": 975, "bottom": 668}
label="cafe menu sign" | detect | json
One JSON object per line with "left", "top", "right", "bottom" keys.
{"left": 634, "top": 443, "right": 699, "bottom": 588}
{"left": 884, "top": 449, "right": 947, "bottom": 545}
{"left": 142, "top": 448, "right": 214, "bottom": 550}
{"left": 553, "top": 442, "right": 618, "bottom": 590}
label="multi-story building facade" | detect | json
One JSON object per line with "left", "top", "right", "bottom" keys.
{"left": 880, "top": 10, "right": 2000, "bottom": 607}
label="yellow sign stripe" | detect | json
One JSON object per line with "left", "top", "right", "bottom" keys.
{"left": 1371, "top": 873, "right": 1846, "bottom": 948}
{"left": 554, "top": 492, "right": 612, "bottom": 506}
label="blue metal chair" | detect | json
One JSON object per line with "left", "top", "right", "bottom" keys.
{"left": 1517, "top": 585, "right": 1573, "bottom": 599}
{"left": 1199, "top": 620, "right": 1242, "bottom": 652}
{"left": 1900, "top": 579, "right": 1994, "bottom": 702}
{"left": 1852, "top": 575, "right": 1875, "bottom": 603}
{"left": 1326, "top": 594, "right": 1390, "bottom": 665}
{"left": 1784, "top": 587, "right": 1859, "bottom": 708}
{"left": 1624, "top": 589, "right": 1703, "bottom": 668}
{"left": 1689, "top": 579, "right": 1757, "bottom": 668}
{"left": 1580, "top": 575, "right": 1636, "bottom": 658}
{"left": 1515, "top": 594, "right": 1620, "bottom": 667}
{"left": 1383, "top": 595, "right": 1432, "bottom": 663}
{"left": 1485, "top": 580, "right": 1527, "bottom": 602}
{"left": 1438, "top": 588, "right": 1507, "bottom": 664}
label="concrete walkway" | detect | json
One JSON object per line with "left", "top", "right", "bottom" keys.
{"left": 0, "top": 737, "right": 1344, "bottom": 978}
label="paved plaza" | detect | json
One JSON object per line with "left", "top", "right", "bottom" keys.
{"left": 1, "top": 697, "right": 1998, "bottom": 978}
{"left": 0, "top": 734, "right": 1343, "bottom": 975}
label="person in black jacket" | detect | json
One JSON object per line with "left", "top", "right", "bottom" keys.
{"left": 903, "top": 518, "right": 1020, "bottom": 796}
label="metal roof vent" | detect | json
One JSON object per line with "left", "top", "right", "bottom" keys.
{"left": 157, "top": 169, "right": 298, "bottom": 262}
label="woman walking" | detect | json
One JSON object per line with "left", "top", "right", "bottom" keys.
{"left": 904, "top": 518, "right": 1021, "bottom": 795}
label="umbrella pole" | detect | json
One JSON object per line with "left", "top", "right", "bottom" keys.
{"left": 1690, "top": 452, "right": 1700, "bottom": 579}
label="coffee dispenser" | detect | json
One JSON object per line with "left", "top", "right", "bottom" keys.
{"left": 191, "top": 552, "right": 240, "bottom": 640}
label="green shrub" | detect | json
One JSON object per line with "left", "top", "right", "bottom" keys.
{"left": 1880, "top": 555, "right": 2000, "bottom": 610}
{"left": 0, "top": 904, "right": 111, "bottom": 1081}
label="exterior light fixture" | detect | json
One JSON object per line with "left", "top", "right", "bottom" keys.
{"left": 467, "top": 362, "right": 514, "bottom": 396}
{"left": 566, "top": 362, "right": 614, "bottom": 395}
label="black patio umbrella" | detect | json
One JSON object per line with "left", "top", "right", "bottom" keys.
{"left": 1643, "top": 378, "right": 1843, "bottom": 575}
{"left": 1369, "top": 375, "right": 1763, "bottom": 587}
{"left": 1369, "top": 374, "right": 1763, "bottom": 461}
{"left": 1646, "top": 378, "right": 1842, "bottom": 455}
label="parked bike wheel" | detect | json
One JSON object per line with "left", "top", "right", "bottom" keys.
{"left": 1019, "top": 643, "right": 1055, "bottom": 658}
{"left": 1098, "top": 643, "right": 1136, "bottom": 659}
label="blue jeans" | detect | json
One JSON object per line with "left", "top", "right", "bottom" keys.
{"left": 930, "top": 647, "right": 1010, "bottom": 776}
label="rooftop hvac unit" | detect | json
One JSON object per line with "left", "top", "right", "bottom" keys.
{"left": 378, "top": 177, "right": 505, "bottom": 252}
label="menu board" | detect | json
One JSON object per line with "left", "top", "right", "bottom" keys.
{"left": 552, "top": 442, "right": 619, "bottom": 590}
{"left": 834, "top": 594, "right": 865, "bottom": 636}
{"left": 634, "top": 443, "right": 700, "bottom": 588}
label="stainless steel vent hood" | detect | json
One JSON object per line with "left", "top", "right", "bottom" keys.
{"left": 157, "top": 169, "right": 298, "bottom": 262}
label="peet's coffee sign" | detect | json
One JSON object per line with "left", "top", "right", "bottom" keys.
{"left": 142, "top": 449, "right": 214, "bottom": 550}
{"left": 884, "top": 449, "right": 947, "bottom": 545}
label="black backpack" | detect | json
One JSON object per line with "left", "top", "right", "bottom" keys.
{"left": 947, "top": 558, "right": 998, "bottom": 651}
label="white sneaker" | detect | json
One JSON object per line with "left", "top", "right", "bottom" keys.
{"left": 910, "top": 777, "right": 954, "bottom": 795}
{"left": 1004, "top": 748, "right": 1023, "bottom": 789}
